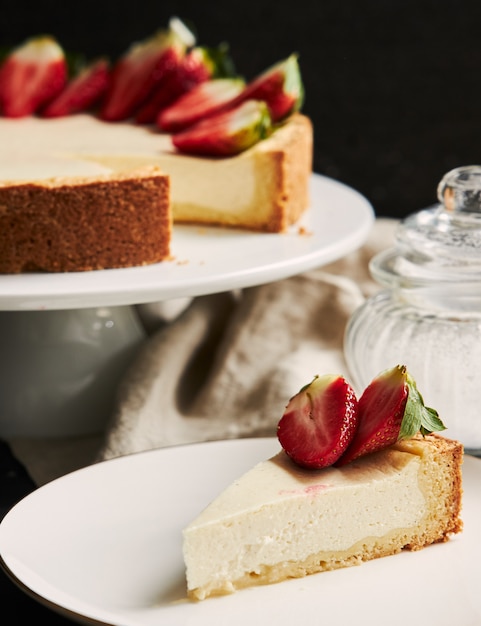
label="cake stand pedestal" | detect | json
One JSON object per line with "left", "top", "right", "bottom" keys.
{"left": 0, "top": 174, "right": 374, "bottom": 438}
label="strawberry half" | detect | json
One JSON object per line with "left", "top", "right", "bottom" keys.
{"left": 157, "top": 77, "right": 245, "bottom": 133}
{"left": 42, "top": 57, "right": 110, "bottom": 117}
{"left": 232, "top": 53, "right": 304, "bottom": 123}
{"left": 277, "top": 374, "right": 359, "bottom": 469}
{"left": 100, "top": 17, "right": 195, "bottom": 121}
{"left": 172, "top": 99, "right": 271, "bottom": 156}
{"left": 336, "top": 365, "right": 446, "bottom": 466}
{"left": 135, "top": 43, "right": 233, "bottom": 124}
{"left": 0, "top": 35, "right": 67, "bottom": 117}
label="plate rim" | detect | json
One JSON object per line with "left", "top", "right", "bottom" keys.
{"left": 0, "top": 437, "right": 479, "bottom": 626}
{"left": 0, "top": 173, "right": 374, "bottom": 311}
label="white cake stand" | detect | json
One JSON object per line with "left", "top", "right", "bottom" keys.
{"left": 0, "top": 174, "right": 374, "bottom": 437}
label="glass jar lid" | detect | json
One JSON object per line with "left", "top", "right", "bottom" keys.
{"left": 371, "top": 165, "right": 481, "bottom": 287}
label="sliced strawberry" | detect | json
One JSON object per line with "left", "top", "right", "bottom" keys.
{"left": 42, "top": 57, "right": 110, "bottom": 117}
{"left": 100, "top": 17, "right": 195, "bottom": 121}
{"left": 158, "top": 52, "right": 303, "bottom": 132}
{"left": 157, "top": 77, "right": 245, "bottom": 133}
{"left": 277, "top": 374, "right": 358, "bottom": 469}
{"left": 336, "top": 365, "right": 446, "bottom": 466}
{"left": 232, "top": 53, "right": 304, "bottom": 122}
{"left": 136, "top": 47, "right": 211, "bottom": 124}
{"left": 172, "top": 99, "right": 271, "bottom": 156}
{"left": 0, "top": 35, "right": 67, "bottom": 117}
{"left": 135, "top": 43, "right": 235, "bottom": 124}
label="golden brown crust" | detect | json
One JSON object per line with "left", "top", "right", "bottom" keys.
{"left": 267, "top": 113, "right": 314, "bottom": 232}
{"left": 395, "top": 433, "right": 464, "bottom": 542}
{"left": 0, "top": 166, "right": 171, "bottom": 273}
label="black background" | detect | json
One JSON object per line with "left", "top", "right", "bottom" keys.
{"left": 2, "top": 0, "right": 481, "bottom": 220}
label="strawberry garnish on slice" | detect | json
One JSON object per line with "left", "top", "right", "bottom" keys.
{"left": 157, "top": 77, "right": 245, "bottom": 133}
{"left": 0, "top": 35, "right": 67, "bottom": 117}
{"left": 232, "top": 53, "right": 304, "bottom": 123}
{"left": 135, "top": 43, "right": 235, "bottom": 124}
{"left": 172, "top": 99, "right": 271, "bottom": 156}
{"left": 335, "top": 365, "right": 446, "bottom": 466}
{"left": 100, "top": 16, "right": 195, "bottom": 121}
{"left": 277, "top": 375, "right": 359, "bottom": 469}
{"left": 42, "top": 57, "right": 110, "bottom": 117}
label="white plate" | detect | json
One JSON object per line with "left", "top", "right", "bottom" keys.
{"left": 0, "top": 173, "right": 374, "bottom": 310}
{"left": 0, "top": 438, "right": 480, "bottom": 626}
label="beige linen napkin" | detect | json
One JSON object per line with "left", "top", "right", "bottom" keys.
{"left": 9, "top": 218, "right": 398, "bottom": 485}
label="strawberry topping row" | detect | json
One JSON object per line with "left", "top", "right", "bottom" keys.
{"left": 0, "top": 17, "right": 305, "bottom": 156}
{"left": 277, "top": 364, "right": 447, "bottom": 469}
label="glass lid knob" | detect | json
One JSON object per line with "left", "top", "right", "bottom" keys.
{"left": 438, "top": 165, "right": 481, "bottom": 214}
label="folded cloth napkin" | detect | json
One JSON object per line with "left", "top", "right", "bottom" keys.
{"left": 9, "top": 218, "right": 398, "bottom": 485}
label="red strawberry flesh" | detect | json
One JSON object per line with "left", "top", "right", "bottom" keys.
{"left": 232, "top": 53, "right": 304, "bottom": 122}
{"left": 100, "top": 18, "right": 194, "bottom": 121}
{"left": 335, "top": 364, "right": 446, "bottom": 466}
{"left": 0, "top": 35, "right": 67, "bottom": 117}
{"left": 277, "top": 374, "right": 358, "bottom": 469}
{"left": 336, "top": 365, "right": 408, "bottom": 466}
{"left": 42, "top": 57, "right": 110, "bottom": 117}
{"left": 157, "top": 77, "right": 245, "bottom": 133}
{"left": 135, "top": 46, "right": 216, "bottom": 124}
{"left": 172, "top": 99, "right": 271, "bottom": 156}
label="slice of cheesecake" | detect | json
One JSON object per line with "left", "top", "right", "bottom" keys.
{"left": 183, "top": 433, "right": 463, "bottom": 601}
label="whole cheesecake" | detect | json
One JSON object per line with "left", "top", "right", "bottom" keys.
{"left": 0, "top": 112, "right": 312, "bottom": 273}
{"left": 183, "top": 433, "right": 463, "bottom": 601}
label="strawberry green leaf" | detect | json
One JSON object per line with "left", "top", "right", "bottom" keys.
{"left": 399, "top": 373, "right": 446, "bottom": 439}
{"left": 205, "top": 42, "right": 237, "bottom": 78}
{"left": 419, "top": 407, "right": 446, "bottom": 436}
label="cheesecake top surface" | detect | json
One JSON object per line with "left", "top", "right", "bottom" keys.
{"left": 0, "top": 115, "right": 174, "bottom": 182}
{"left": 0, "top": 113, "right": 309, "bottom": 183}
{"left": 185, "top": 446, "right": 422, "bottom": 528}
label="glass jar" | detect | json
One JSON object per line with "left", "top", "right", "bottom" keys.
{"left": 344, "top": 165, "right": 481, "bottom": 456}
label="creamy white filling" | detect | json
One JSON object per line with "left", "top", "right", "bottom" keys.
{"left": 183, "top": 450, "right": 425, "bottom": 591}
{"left": 0, "top": 154, "right": 112, "bottom": 182}
{"left": 0, "top": 115, "right": 257, "bottom": 212}
{"left": 157, "top": 154, "right": 257, "bottom": 211}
